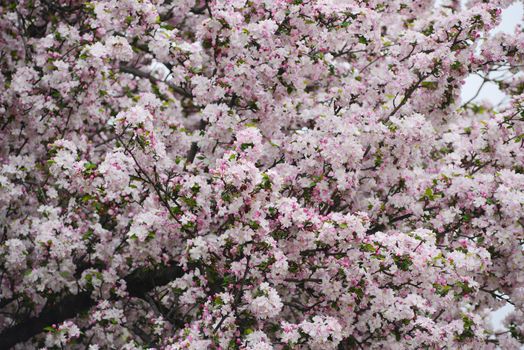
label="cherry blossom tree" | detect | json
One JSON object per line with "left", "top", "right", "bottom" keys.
{"left": 1, "top": 0, "right": 524, "bottom": 349}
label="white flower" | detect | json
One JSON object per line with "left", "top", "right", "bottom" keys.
{"left": 299, "top": 316, "right": 343, "bottom": 349}
{"left": 88, "top": 42, "right": 108, "bottom": 58}
{"left": 106, "top": 36, "right": 134, "bottom": 61}
{"left": 248, "top": 283, "right": 283, "bottom": 319}
{"left": 245, "top": 331, "right": 274, "bottom": 350}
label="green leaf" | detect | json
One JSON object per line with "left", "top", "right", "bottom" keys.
{"left": 260, "top": 173, "right": 272, "bottom": 190}
{"left": 433, "top": 283, "right": 452, "bottom": 296}
{"left": 240, "top": 142, "right": 254, "bottom": 151}
{"left": 393, "top": 254, "right": 413, "bottom": 271}
{"left": 423, "top": 187, "right": 435, "bottom": 201}
{"left": 360, "top": 243, "right": 375, "bottom": 253}
{"left": 421, "top": 81, "right": 438, "bottom": 90}
{"left": 84, "top": 162, "right": 97, "bottom": 171}
{"left": 358, "top": 35, "right": 368, "bottom": 44}
{"left": 44, "top": 326, "right": 58, "bottom": 333}
{"left": 249, "top": 220, "right": 260, "bottom": 230}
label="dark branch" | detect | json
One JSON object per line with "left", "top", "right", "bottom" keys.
{"left": 186, "top": 119, "right": 208, "bottom": 164}
{"left": 119, "top": 64, "right": 193, "bottom": 99}
{"left": 0, "top": 264, "right": 183, "bottom": 349}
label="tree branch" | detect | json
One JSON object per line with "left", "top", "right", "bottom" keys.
{"left": 186, "top": 119, "right": 208, "bottom": 164}
{"left": 119, "top": 64, "right": 193, "bottom": 99}
{"left": 0, "top": 264, "right": 183, "bottom": 349}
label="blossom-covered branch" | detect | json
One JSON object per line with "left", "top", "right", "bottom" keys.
{"left": 1, "top": 0, "right": 524, "bottom": 349}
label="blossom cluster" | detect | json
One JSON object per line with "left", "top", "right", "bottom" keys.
{"left": 0, "top": 0, "right": 523, "bottom": 349}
